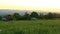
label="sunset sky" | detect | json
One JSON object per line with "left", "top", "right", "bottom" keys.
{"left": 0, "top": 0, "right": 60, "bottom": 12}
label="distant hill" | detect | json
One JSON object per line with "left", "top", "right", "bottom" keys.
{"left": 0, "top": 9, "right": 49, "bottom": 16}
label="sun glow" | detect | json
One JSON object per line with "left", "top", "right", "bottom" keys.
{"left": 0, "top": 0, "right": 60, "bottom": 12}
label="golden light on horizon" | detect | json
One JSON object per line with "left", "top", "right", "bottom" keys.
{"left": 0, "top": 0, "right": 60, "bottom": 12}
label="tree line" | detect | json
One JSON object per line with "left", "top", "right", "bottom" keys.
{"left": 0, "top": 11, "right": 60, "bottom": 21}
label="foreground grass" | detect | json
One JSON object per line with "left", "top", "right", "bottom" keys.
{"left": 0, "top": 20, "right": 60, "bottom": 34}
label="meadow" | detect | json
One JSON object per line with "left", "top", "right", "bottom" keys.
{"left": 0, "top": 20, "right": 60, "bottom": 34}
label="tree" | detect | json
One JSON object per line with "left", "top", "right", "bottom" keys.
{"left": 0, "top": 16, "right": 2, "bottom": 20}
{"left": 44, "top": 15, "right": 48, "bottom": 19}
{"left": 39, "top": 13, "right": 44, "bottom": 19}
{"left": 13, "top": 13, "right": 20, "bottom": 20}
{"left": 24, "top": 12, "right": 30, "bottom": 20}
{"left": 47, "top": 12, "right": 53, "bottom": 19}
{"left": 52, "top": 13, "right": 57, "bottom": 18}
{"left": 30, "top": 12, "right": 38, "bottom": 18}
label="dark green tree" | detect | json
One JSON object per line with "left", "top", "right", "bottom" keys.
{"left": 52, "top": 13, "right": 57, "bottom": 18}
{"left": 24, "top": 12, "right": 30, "bottom": 20}
{"left": 39, "top": 13, "right": 44, "bottom": 19}
{"left": 47, "top": 12, "right": 53, "bottom": 19}
{"left": 30, "top": 12, "right": 38, "bottom": 18}
{"left": 0, "top": 16, "right": 2, "bottom": 20}
{"left": 44, "top": 15, "right": 48, "bottom": 19}
{"left": 13, "top": 13, "right": 20, "bottom": 20}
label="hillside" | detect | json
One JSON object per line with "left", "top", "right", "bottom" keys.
{"left": 0, "top": 9, "right": 49, "bottom": 16}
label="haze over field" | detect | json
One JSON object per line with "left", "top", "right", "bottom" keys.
{"left": 0, "top": 9, "right": 49, "bottom": 16}
{"left": 0, "top": 0, "right": 60, "bottom": 12}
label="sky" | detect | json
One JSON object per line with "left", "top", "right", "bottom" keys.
{"left": 0, "top": 0, "right": 60, "bottom": 12}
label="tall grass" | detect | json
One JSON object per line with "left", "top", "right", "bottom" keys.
{"left": 0, "top": 20, "right": 60, "bottom": 34}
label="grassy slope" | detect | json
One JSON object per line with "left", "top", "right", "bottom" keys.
{"left": 0, "top": 20, "right": 60, "bottom": 34}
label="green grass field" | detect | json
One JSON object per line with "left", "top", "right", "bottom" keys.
{"left": 0, "top": 20, "right": 60, "bottom": 34}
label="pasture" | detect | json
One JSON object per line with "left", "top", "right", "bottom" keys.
{"left": 0, "top": 20, "right": 60, "bottom": 34}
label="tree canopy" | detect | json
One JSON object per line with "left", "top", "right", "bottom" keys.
{"left": 30, "top": 12, "right": 38, "bottom": 18}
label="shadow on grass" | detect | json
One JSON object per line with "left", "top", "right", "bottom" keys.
{"left": 14, "top": 30, "right": 24, "bottom": 34}
{"left": 0, "top": 30, "right": 25, "bottom": 34}
{"left": 38, "top": 29, "right": 49, "bottom": 34}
